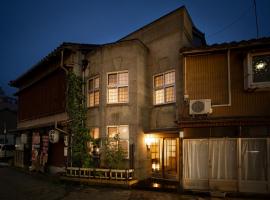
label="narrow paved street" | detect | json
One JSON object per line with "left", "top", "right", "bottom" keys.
{"left": 0, "top": 166, "right": 267, "bottom": 200}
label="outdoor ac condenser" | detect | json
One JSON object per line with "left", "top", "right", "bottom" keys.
{"left": 189, "top": 99, "right": 212, "bottom": 115}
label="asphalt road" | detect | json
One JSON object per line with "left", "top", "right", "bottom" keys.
{"left": 0, "top": 165, "right": 267, "bottom": 200}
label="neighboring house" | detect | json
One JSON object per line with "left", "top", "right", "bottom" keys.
{"left": 179, "top": 38, "right": 270, "bottom": 193}
{"left": 10, "top": 43, "right": 97, "bottom": 170}
{"left": 0, "top": 90, "right": 17, "bottom": 145}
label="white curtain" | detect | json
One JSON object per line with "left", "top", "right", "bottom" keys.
{"left": 210, "top": 139, "right": 237, "bottom": 180}
{"left": 184, "top": 139, "right": 209, "bottom": 179}
{"left": 241, "top": 139, "right": 267, "bottom": 181}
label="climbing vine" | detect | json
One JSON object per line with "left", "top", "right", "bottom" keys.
{"left": 67, "top": 71, "right": 90, "bottom": 167}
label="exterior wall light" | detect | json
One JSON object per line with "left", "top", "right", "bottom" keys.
{"left": 179, "top": 131, "right": 184, "bottom": 138}
{"left": 145, "top": 134, "right": 154, "bottom": 150}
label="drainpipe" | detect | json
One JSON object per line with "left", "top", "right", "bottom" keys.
{"left": 60, "top": 50, "right": 68, "bottom": 74}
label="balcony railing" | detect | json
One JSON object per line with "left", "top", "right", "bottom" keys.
{"left": 66, "top": 167, "right": 134, "bottom": 181}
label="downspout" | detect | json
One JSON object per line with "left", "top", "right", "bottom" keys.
{"left": 60, "top": 49, "right": 71, "bottom": 167}
{"left": 60, "top": 50, "right": 68, "bottom": 74}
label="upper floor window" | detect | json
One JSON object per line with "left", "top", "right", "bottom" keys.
{"left": 245, "top": 52, "right": 270, "bottom": 90}
{"left": 88, "top": 76, "right": 100, "bottom": 107}
{"left": 153, "top": 70, "right": 175, "bottom": 105}
{"left": 107, "top": 71, "right": 128, "bottom": 103}
{"left": 252, "top": 53, "right": 270, "bottom": 83}
{"left": 107, "top": 125, "right": 129, "bottom": 158}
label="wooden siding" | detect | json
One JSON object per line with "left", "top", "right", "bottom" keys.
{"left": 185, "top": 50, "right": 270, "bottom": 117}
{"left": 18, "top": 69, "right": 66, "bottom": 121}
{"left": 186, "top": 52, "right": 229, "bottom": 105}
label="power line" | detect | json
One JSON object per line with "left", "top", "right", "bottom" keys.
{"left": 207, "top": 5, "right": 252, "bottom": 38}
{"left": 253, "top": 0, "right": 259, "bottom": 38}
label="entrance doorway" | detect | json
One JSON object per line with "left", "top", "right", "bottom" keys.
{"left": 151, "top": 137, "right": 178, "bottom": 180}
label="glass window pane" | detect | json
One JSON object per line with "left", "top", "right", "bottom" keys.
{"left": 165, "top": 86, "right": 175, "bottom": 102}
{"left": 90, "top": 128, "right": 99, "bottom": 139}
{"left": 165, "top": 71, "right": 175, "bottom": 85}
{"left": 118, "top": 72, "right": 128, "bottom": 85}
{"left": 183, "top": 140, "right": 209, "bottom": 179}
{"left": 108, "top": 73, "right": 117, "bottom": 86}
{"left": 119, "top": 125, "right": 129, "bottom": 139}
{"left": 89, "top": 79, "right": 94, "bottom": 91}
{"left": 119, "top": 140, "right": 129, "bottom": 158}
{"left": 118, "top": 87, "right": 128, "bottom": 102}
{"left": 154, "top": 75, "right": 163, "bottom": 88}
{"left": 108, "top": 127, "right": 117, "bottom": 138}
{"left": 241, "top": 139, "right": 267, "bottom": 181}
{"left": 94, "top": 77, "right": 99, "bottom": 89}
{"left": 210, "top": 139, "right": 237, "bottom": 180}
{"left": 252, "top": 54, "right": 270, "bottom": 83}
{"left": 94, "top": 91, "right": 99, "bottom": 105}
{"left": 108, "top": 88, "right": 118, "bottom": 103}
{"left": 89, "top": 92, "right": 94, "bottom": 107}
{"left": 155, "top": 89, "right": 164, "bottom": 104}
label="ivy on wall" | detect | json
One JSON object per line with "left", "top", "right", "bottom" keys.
{"left": 66, "top": 70, "right": 126, "bottom": 169}
{"left": 66, "top": 71, "right": 90, "bottom": 167}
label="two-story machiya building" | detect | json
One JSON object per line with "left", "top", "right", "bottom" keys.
{"left": 179, "top": 37, "right": 270, "bottom": 193}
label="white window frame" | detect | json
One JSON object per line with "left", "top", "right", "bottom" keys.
{"left": 107, "top": 125, "right": 129, "bottom": 159}
{"left": 107, "top": 71, "right": 129, "bottom": 104}
{"left": 153, "top": 70, "right": 176, "bottom": 105}
{"left": 87, "top": 75, "right": 100, "bottom": 107}
{"left": 245, "top": 52, "right": 270, "bottom": 90}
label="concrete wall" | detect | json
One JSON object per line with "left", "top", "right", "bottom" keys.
{"left": 83, "top": 7, "right": 203, "bottom": 180}
{"left": 85, "top": 40, "right": 150, "bottom": 179}
{"left": 122, "top": 8, "right": 196, "bottom": 131}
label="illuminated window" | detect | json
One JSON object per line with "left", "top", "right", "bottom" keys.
{"left": 151, "top": 138, "right": 161, "bottom": 172}
{"left": 88, "top": 76, "right": 100, "bottom": 107}
{"left": 245, "top": 52, "right": 270, "bottom": 90}
{"left": 87, "top": 127, "right": 100, "bottom": 153}
{"left": 252, "top": 54, "right": 270, "bottom": 83}
{"left": 90, "top": 128, "right": 100, "bottom": 139}
{"left": 107, "top": 125, "right": 129, "bottom": 158}
{"left": 107, "top": 71, "right": 128, "bottom": 103}
{"left": 153, "top": 71, "right": 175, "bottom": 105}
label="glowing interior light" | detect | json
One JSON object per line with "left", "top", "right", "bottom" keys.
{"left": 255, "top": 62, "right": 266, "bottom": 70}
{"left": 153, "top": 183, "right": 161, "bottom": 188}
{"left": 152, "top": 163, "right": 160, "bottom": 171}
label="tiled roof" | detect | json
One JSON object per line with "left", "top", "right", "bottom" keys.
{"left": 10, "top": 42, "right": 99, "bottom": 87}
{"left": 180, "top": 37, "right": 270, "bottom": 54}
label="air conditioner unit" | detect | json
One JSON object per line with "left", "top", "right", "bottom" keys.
{"left": 189, "top": 99, "right": 212, "bottom": 115}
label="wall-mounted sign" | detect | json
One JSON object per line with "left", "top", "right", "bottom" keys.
{"left": 49, "top": 129, "right": 60, "bottom": 143}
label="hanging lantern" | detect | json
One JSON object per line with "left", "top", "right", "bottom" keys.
{"left": 49, "top": 129, "right": 60, "bottom": 143}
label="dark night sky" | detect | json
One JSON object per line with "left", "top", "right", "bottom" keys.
{"left": 0, "top": 0, "right": 270, "bottom": 96}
